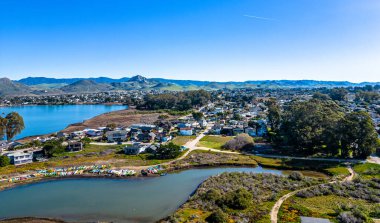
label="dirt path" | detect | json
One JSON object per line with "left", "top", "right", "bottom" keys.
{"left": 269, "top": 167, "right": 355, "bottom": 223}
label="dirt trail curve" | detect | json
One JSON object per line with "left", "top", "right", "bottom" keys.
{"left": 269, "top": 167, "right": 355, "bottom": 223}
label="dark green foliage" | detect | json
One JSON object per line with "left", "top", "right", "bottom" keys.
{"left": 139, "top": 90, "right": 211, "bottom": 111}
{"left": 355, "top": 91, "right": 380, "bottom": 103}
{"left": 192, "top": 111, "right": 204, "bottom": 121}
{"left": 42, "top": 140, "right": 65, "bottom": 157}
{"left": 277, "top": 98, "right": 378, "bottom": 158}
{"left": 265, "top": 99, "right": 282, "bottom": 132}
{"left": 0, "top": 155, "right": 10, "bottom": 167}
{"left": 223, "top": 188, "right": 252, "bottom": 210}
{"left": 155, "top": 142, "right": 181, "bottom": 159}
{"left": 328, "top": 88, "right": 348, "bottom": 101}
{"left": 280, "top": 99, "right": 344, "bottom": 155}
{"left": 312, "top": 92, "right": 331, "bottom": 100}
{"left": 337, "top": 111, "right": 379, "bottom": 158}
{"left": 205, "top": 209, "right": 228, "bottom": 223}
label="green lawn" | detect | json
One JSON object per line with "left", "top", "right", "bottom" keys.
{"left": 197, "top": 135, "right": 234, "bottom": 149}
{"left": 353, "top": 163, "right": 380, "bottom": 179}
{"left": 172, "top": 136, "right": 196, "bottom": 146}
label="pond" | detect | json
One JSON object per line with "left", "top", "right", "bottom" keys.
{"left": 0, "top": 105, "right": 127, "bottom": 139}
{"left": 0, "top": 167, "right": 283, "bottom": 223}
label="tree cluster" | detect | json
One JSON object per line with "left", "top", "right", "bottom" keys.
{"left": 154, "top": 142, "right": 182, "bottom": 159}
{"left": 269, "top": 99, "right": 379, "bottom": 158}
{"left": 138, "top": 90, "right": 211, "bottom": 111}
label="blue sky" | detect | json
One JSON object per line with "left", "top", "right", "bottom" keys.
{"left": 0, "top": 0, "right": 379, "bottom": 82}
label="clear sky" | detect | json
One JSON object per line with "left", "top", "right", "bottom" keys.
{"left": 0, "top": 0, "right": 379, "bottom": 82}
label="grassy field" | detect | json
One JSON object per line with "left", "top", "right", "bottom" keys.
{"left": 196, "top": 135, "right": 234, "bottom": 149}
{"left": 252, "top": 156, "right": 349, "bottom": 178}
{"left": 172, "top": 136, "right": 196, "bottom": 146}
{"left": 353, "top": 163, "right": 380, "bottom": 179}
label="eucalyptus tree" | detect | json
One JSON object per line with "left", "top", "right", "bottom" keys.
{"left": 1, "top": 112, "right": 25, "bottom": 141}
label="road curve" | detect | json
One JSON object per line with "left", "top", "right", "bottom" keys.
{"left": 269, "top": 167, "right": 355, "bottom": 223}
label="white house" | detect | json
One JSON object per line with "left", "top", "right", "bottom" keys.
{"left": 6, "top": 151, "right": 33, "bottom": 165}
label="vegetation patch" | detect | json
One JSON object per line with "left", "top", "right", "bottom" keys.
{"left": 171, "top": 150, "right": 258, "bottom": 168}
{"left": 162, "top": 172, "right": 322, "bottom": 223}
{"left": 280, "top": 178, "right": 380, "bottom": 222}
{"left": 353, "top": 163, "right": 380, "bottom": 179}
{"left": 172, "top": 136, "right": 196, "bottom": 146}
{"left": 197, "top": 135, "right": 234, "bottom": 150}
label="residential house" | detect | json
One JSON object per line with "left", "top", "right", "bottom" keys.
{"left": 106, "top": 130, "right": 129, "bottom": 142}
{"left": 6, "top": 151, "right": 33, "bottom": 165}
{"left": 179, "top": 127, "right": 193, "bottom": 136}
{"left": 137, "top": 132, "right": 156, "bottom": 142}
{"left": 124, "top": 143, "right": 148, "bottom": 155}
{"left": 67, "top": 141, "right": 84, "bottom": 152}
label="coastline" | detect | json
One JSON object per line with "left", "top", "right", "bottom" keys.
{"left": 0, "top": 163, "right": 262, "bottom": 193}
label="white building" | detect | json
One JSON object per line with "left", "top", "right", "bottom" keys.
{"left": 6, "top": 151, "right": 33, "bottom": 165}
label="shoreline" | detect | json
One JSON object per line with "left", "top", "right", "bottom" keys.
{"left": 0, "top": 163, "right": 263, "bottom": 192}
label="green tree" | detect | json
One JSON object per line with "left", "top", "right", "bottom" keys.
{"left": 337, "top": 111, "right": 378, "bottom": 158}
{"left": 205, "top": 209, "right": 228, "bottom": 223}
{"left": 280, "top": 99, "right": 344, "bottom": 155}
{"left": 312, "top": 92, "right": 331, "bottom": 100}
{"left": 266, "top": 99, "right": 281, "bottom": 132}
{"left": 192, "top": 111, "right": 204, "bottom": 121}
{"left": 155, "top": 142, "right": 181, "bottom": 159}
{"left": 329, "top": 88, "right": 348, "bottom": 101}
{"left": 0, "top": 116, "right": 6, "bottom": 140}
{"left": 4, "top": 112, "right": 25, "bottom": 141}
{"left": 0, "top": 155, "right": 10, "bottom": 167}
{"left": 223, "top": 188, "right": 252, "bottom": 210}
{"left": 42, "top": 140, "right": 65, "bottom": 157}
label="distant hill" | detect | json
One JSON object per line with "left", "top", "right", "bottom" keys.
{"left": 18, "top": 76, "right": 380, "bottom": 89}
{"left": 0, "top": 77, "right": 32, "bottom": 97}
{"left": 0, "top": 75, "right": 373, "bottom": 97}
{"left": 18, "top": 76, "right": 131, "bottom": 85}
{"left": 60, "top": 80, "right": 113, "bottom": 93}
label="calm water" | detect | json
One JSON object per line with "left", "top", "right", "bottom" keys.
{"left": 0, "top": 167, "right": 282, "bottom": 223}
{"left": 0, "top": 105, "right": 127, "bottom": 139}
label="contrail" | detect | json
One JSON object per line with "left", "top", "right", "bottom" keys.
{"left": 243, "top": 14, "right": 277, "bottom": 21}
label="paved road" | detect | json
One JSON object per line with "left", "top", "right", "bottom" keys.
{"left": 269, "top": 167, "right": 355, "bottom": 223}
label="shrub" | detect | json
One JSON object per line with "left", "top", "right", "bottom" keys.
{"left": 288, "top": 171, "right": 304, "bottom": 181}
{"left": 223, "top": 133, "right": 254, "bottom": 150}
{"left": 0, "top": 155, "right": 10, "bottom": 167}
{"left": 155, "top": 142, "right": 181, "bottom": 159}
{"left": 203, "top": 189, "right": 222, "bottom": 202}
{"left": 206, "top": 209, "right": 228, "bottom": 223}
{"left": 223, "top": 188, "right": 253, "bottom": 210}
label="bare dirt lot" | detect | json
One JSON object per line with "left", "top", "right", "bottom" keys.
{"left": 62, "top": 109, "right": 176, "bottom": 133}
